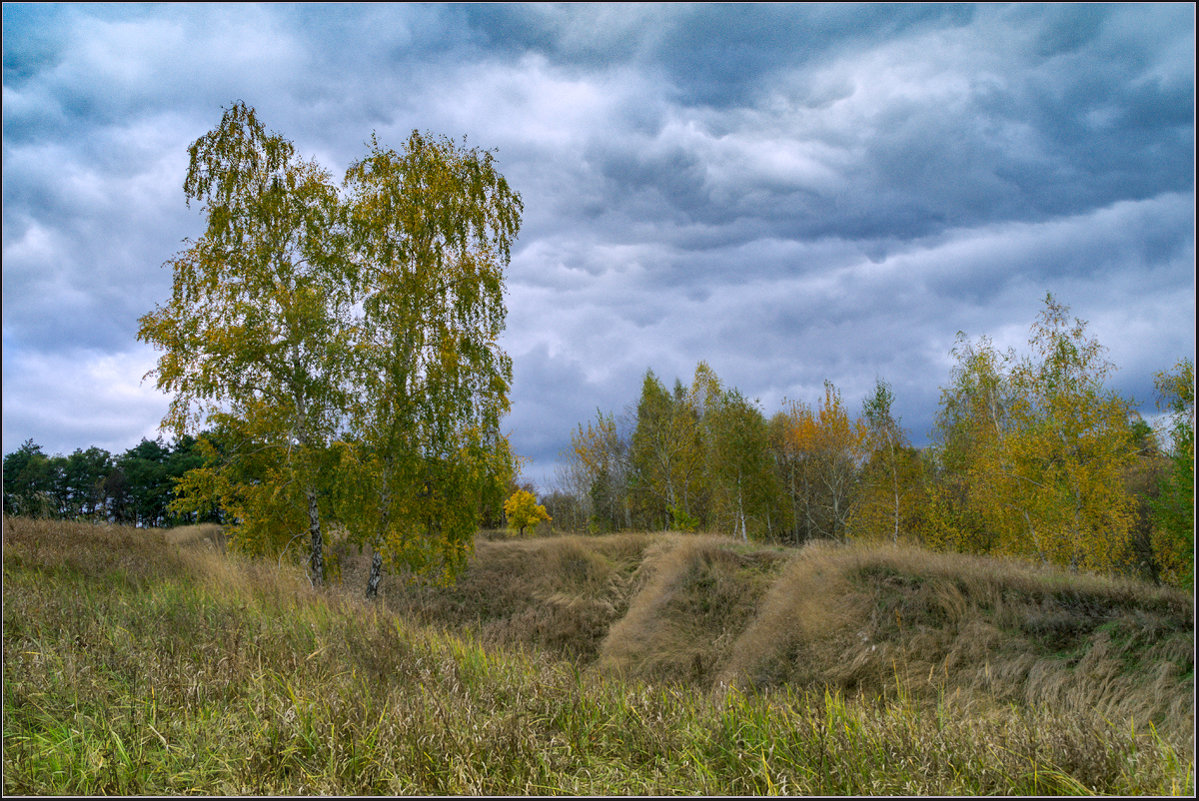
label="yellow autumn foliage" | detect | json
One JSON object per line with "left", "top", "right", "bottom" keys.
{"left": 931, "top": 295, "right": 1138, "bottom": 572}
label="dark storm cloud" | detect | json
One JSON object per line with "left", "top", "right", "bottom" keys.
{"left": 566, "top": 3, "right": 1192, "bottom": 251}
{"left": 649, "top": 3, "right": 979, "bottom": 107}
{"left": 3, "top": 3, "right": 1193, "bottom": 489}
{"left": 459, "top": 3, "right": 979, "bottom": 106}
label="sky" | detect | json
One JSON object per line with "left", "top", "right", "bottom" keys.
{"left": 3, "top": 2, "right": 1195, "bottom": 492}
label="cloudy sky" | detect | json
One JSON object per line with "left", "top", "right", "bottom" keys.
{"left": 3, "top": 3, "right": 1195, "bottom": 490}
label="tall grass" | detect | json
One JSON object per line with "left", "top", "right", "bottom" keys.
{"left": 717, "top": 541, "right": 1194, "bottom": 747}
{"left": 4, "top": 517, "right": 1194, "bottom": 794}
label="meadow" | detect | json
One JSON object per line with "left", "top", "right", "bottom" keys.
{"left": 3, "top": 516, "right": 1194, "bottom": 795}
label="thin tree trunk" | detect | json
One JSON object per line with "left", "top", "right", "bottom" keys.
{"left": 306, "top": 487, "right": 324, "bottom": 586}
{"left": 367, "top": 481, "right": 392, "bottom": 599}
{"left": 888, "top": 434, "right": 901, "bottom": 544}
{"left": 791, "top": 466, "right": 802, "bottom": 545}
{"left": 366, "top": 548, "right": 384, "bottom": 598}
{"left": 737, "top": 476, "right": 747, "bottom": 541}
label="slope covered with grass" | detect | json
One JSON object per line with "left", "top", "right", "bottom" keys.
{"left": 4, "top": 517, "right": 1194, "bottom": 795}
{"left": 356, "top": 529, "right": 1193, "bottom": 747}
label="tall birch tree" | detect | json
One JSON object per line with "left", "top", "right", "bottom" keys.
{"left": 851, "top": 379, "right": 925, "bottom": 544}
{"left": 141, "top": 107, "right": 520, "bottom": 594}
{"left": 340, "top": 130, "right": 520, "bottom": 595}
{"left": 138, "top": 102, "right": 353, "bottom": 584}
{"left": 706, "top": 387, "right": 780, "bottom": 541}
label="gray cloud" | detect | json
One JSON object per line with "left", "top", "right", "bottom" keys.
{"left": 3, "top": 3, "right": 1193, "bottom": 490}
{"left": 1, "top": 345, "right": 167, "bottom": 456}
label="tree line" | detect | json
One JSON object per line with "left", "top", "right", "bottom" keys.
{"left": 1, "top": 426, "right": 517, "bottom": 533}
{"left": 549, "top": 295, "right": 1194, "bottom": 588}
{"left": 2, "top": 436, "right": 221, "bottom": 527}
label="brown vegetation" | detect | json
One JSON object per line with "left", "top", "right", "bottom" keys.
{"left": 5, "top": 517, "right": 1193, "bottom": 794}
{"left": 335, "top": 526, "right": 1193, "bottom": 749}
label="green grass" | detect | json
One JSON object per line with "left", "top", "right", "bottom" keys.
{"left": 4, "top": 517, "right": 1194, "bottom": 795}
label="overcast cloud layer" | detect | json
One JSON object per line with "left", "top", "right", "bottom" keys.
{"left": 3, "top": 3, "right": 1195, "bottom": 490}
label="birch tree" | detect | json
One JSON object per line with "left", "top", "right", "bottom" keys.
{"left": 141, "top": 107, "right": 520, "bottom": 594}
{"left": 1149, "top": 358, "right": 1193, "bottom": 587}
{"left": 928, "top": 334, "right": 1016, "bottom": 555}
{"left": 706, "top": 387, "right": 780, "bottom": 541}
{"left": 569, "top": 409, "right": 632, "bottom": 532}
{"left": 851, "top": 379, "right": 925, "bottom": 544}
{"left": 1004, "top": 295, "right": 1137, "bottom": 570}
{"left": 340, "top": 130, "right": 520, "bottom": 595}
{"left": 138, "top": 102, "right": 353, "bottom": 584}
{"left": 629, "top": 371, "right": 700, "bottom": 530}
{"left": 930, "top": 295, "right": 1139, "bottom": 572}
{"left": 771, "top": 383, "right": 866, "bottom": 543}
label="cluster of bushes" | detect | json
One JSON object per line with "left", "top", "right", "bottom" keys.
{"left": 550, "top": 296, "right": 1193, "bottom": 588}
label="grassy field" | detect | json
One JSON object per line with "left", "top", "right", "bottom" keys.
{"left": 4, "top": 516, "right": 1194, "bottom": 794}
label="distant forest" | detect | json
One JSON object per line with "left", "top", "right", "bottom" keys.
{"left": 3, "top": 436, "right": 222, "bottom": 528}
{"left": 545, "top": 297, "right": 1193, "bottom": 589}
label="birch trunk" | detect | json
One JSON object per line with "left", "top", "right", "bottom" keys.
{"left": 306, "top": 487, "right": 324, "bottom": 586}
{"left": 366, "top": 482, "right": 391, "bottom": 599}
{"left": 366, "top": 549, "right": 384, "bottom": 598}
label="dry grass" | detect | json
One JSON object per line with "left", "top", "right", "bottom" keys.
{"left": 597, "top": 534, "right": 788, "bottom": 684}
{"left": 327, "top": 523, "right": 1195, "bottom": 749}
{"left": 719, "top": 540, "right": 1194, "bottom": 749}
{"left": 4, "top": 516, "right": 1193, "bottom": 794}
{"left": 332, "top": 531, "right": 654, "bottom": 663}
{"left": 355, "top": 526, "right": 1193, "bottom": 752}
{"left": 334, "top": 524, "right": 1193, "bottom": 751}
{"left": 718, "top": 539, "right": 866, "bottom": 689}
{"left": 160, "top": 522, "right": 227, "bottom": 551}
